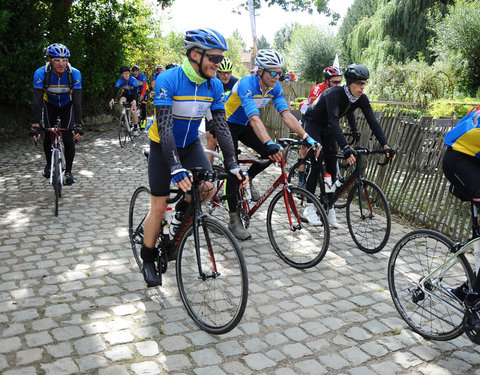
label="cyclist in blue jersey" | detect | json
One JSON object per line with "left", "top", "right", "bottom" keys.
{"left": 224, "top": 49, "right": 319, "bottom": 240}
{"left": 109, "top": 66, "right": 140, "bottom": 136}
{"left": 205, "top": 57, "right": 238, "bottom": 164}
{"left": 131, "top": 65, "right": 148, "bottom": 130}
{"left": 31, "top": 43, "right": 83, "bottom": 186}
{"left": 140, "top": 28, "right": 247, "bottom": 287}
{"left": 150, "top": 64, "right": 164, "bottom": 92}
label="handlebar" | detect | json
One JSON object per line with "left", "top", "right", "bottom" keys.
{"left": 336, "top": 147, "right": 394, "bottom": 166}
{"left": 278, "top": 132, "right": 358, "bottom": 148}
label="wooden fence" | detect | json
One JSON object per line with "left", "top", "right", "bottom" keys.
{"left": 262, "top": 82, "right": 473, "bottom": 241}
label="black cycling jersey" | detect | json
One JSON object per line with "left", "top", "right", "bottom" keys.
{"left": 303, "top": 86, "right": 387, "bottom": 149}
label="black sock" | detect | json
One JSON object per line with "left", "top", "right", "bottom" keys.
{"left": 141, "top": 245, "right": 157, "bottom": 263}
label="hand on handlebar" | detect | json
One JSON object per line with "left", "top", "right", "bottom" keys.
{"left": 265, "top": 140, "right": 282, "bottom": 163}
{"left": 74, "top": 125, "right": 84, "bottom": 141}
{"left": 109, "top": 99, "right": 114, "bottom": 109}
{"left": 171, "top": 168, "right": 192, "bottom": 192}
{"left": 384, "top": 145, "right": 397, "bottom": 163}
{"left": 30, "top": 125, "right": 41, "bottom": 144}
{"left": 343, "top": 145, "right": 356, "bottom": 165}
{"left": 305, "top": 136, "right": 322, "bottom": 158}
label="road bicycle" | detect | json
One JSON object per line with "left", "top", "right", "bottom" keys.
{"left": 129, "top": 164, "right": 248, "bottom": 334}
{"left": 114, "top": 102, "right": 134, "bottom": 147}
{"left": 286, "top": 138, "right": 392, "bottom": 253}
{"left": 388, "top": 193, "right": 480, "bottom": 344}
{"left": 206, "top": 149, "right": 330, "bottom": 269}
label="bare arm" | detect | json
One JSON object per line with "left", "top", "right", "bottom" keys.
{"left": 281, "top": 111, "right": 307, "bottom": 138}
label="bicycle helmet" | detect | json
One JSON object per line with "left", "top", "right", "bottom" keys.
{"left": 254, "top": 49, "right": 285, "bottom": 69}
{"left": 131, "top": 65, "right": 140, "bottom": 71}
{"left": 46, "top": 43, "right": 70, "bottom": 59}
{"left": 218, "top": 57, "right": 233, "bottom": 72}
{"left": 119, "top": 66, "right": 130, "bottom": 74}
{"left": 183, "top": 28, "right": 228, "bottom": 51}
{"left": 165, "top": 63, "right": 177, "bottom": 70}
{"left": 323, "top": 66, "right": 343, "bottom": 80}
{"left": 344, "top": 63, "right": 370, "bottom": 85}
{"left": 155, "top": 64, "right": 164, "bottom": 70}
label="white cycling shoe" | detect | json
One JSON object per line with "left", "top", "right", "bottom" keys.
{"left": 303, "top": 203, "right": 322, "bottom": 226}
{"left": 327, "top": 208, "right": 342, "bottom": 229}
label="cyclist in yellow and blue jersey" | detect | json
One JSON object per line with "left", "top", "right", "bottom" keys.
{"left": 140, "top": 28, "right": 247, "bottom": 287}
{"left": 223, "top": 49, "right": 319, "bottom": 240}
{"left": 109, "top": 66, "right": 140, "bottom": 136}
{"left": 31, "top": 43, "right": 83, "bottom": 186}
{"left": 131, "top": 65, "right": 148, "bottom": 129}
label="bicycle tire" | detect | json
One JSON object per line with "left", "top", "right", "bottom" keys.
{"left": 176, "top": 215, "right": 248, "bottom": 334}
{"left": 284, "top": 143, "right": 302, "bottom": 171}
{"left": 267, "top": 186, "right": 330, "bottom": 269}
{"left": 206, "top": 165, "right": 229, "bottom": 218}
{"left": 346, "top": 179, "right": 391, "bottom": 253}
{"left": 388, "top": 229, "right": 474, "bottom": 341}
{"left": 53, "top": 150, "right": 61, "bottom": 216}
{"left": 287, "top": 159, "right": 311, "bottom": 191}
{"left": 118, "top": 115, "right": 127, "bottom": 147}
{"left": 129, "top": 186, "right": 151, "bottom": 271}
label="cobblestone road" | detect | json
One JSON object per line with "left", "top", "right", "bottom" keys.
{"left": 1, "top": 123, "right": 479, "bottom": 375}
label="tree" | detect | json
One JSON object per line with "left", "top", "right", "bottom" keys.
{"left": 226, "top": 34, "right": 250, "bottom": 78}
{"left": 273, "top": 23, "right": 297, "bottom": 52}
{"left": 257, "top": 35, "right": 271, "bottom": 50}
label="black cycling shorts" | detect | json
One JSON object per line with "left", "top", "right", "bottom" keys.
{"left": 148, "top": 138, "right": 212, "bottom": 197}
{"left": 121, "top": 93, "right": 136, "bottom": 103}
{"left": 442, "top": 147, "right": 480, "bottom": 200}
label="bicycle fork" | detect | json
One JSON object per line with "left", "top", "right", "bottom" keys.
{"left": 283, "top": 185, "right": 302, "bottom": 231}
{"left": 193, "top": 213, "right": 220, "bottom": 280}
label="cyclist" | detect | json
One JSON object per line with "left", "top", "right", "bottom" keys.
{"left": 141, "top": 28, "right": 246, "bottom": 287}
{"left": 443, "top": 106, "right": 480, "bottom": 309}
{"left": 205, "top": 57, "right": 238, "bottom": 164}
{"left": 131, "top": 65, "right": 148, "bottom": 130}
{"left": 302, "top": 63, "right": 396, "bottom": 228}
{"left": 31, "top": 43, "right": 83, "bottom": 186}
{"left": 109, "top": 66, "right": 140, "bottom": 136}
{"left": 150, "top": 64, "right": 164, "bottom": 92}
{"left": 224, "top": 49, "right": 319, "bottom": 240}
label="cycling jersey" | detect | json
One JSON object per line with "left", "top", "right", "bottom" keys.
{"left": 222, "top": 75, "right": 238, "bottom": 94}
{"left": 114, "top": 76, "right": 138, "bottom": 96}
{"left": 300, "top": 82, "right": 329, "bottom": 113}
{"left": 33, "top": 65, "right": 82, "bottom": 107}
{"left": 152, "top": 72, "right": 161, "bottom": 81}
{"left": 445, "top": 106, "right": 480, "bottom": 158}
{"left": 225, "top": 74, "right": 289, "bottom": 126}
{"left": 149, "top": 66, "right": 225, "bottom": 147}
{"left": 133, "top": 72, "right": 148, "bottom": 96}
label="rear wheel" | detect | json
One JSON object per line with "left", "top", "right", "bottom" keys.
{"left": 388, "top": 229, "right": 474, "bottom": 341}
{"left": 176, "top": 216, "right": 248, "bottom": 334}
{"left": 287, "top": 159, "right": 311, "bottom": 191}
{"left": 267, "top": 186, "right": 329, "bottom": 269}
{"left": 346, "top": 179, "right": 391, "bottom": 253}
{"left": 284, "top": 142, "right": 302, "bottom": 171}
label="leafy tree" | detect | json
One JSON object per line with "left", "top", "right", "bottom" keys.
{"left": 231, "top": 29, "right": 247, "bottom": 51}
{"left": 257, "top": 35, "right": 271, "bottom": 50}
{"left": 273, "top": 23, "right": 297, "bottom": 52}
{"left": 226, "top": 34, "right": 250, "bottom": 78}
{"left": 430, "top": 0, "right": 480, "bottom": 96}
{"left": 284, "top": 25, "right": 340, "bottom": 82}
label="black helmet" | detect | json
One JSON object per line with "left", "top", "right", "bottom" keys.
{"left": 131, "top": 65, "right": 140, "bottom": 71}
{"left": 344, "top": 63, "right": 369, "bottom": 85}
{"left": 119, "top": 66, "right": 130, "bottom": 74}
{"left": 165, "top": 63, "right": 178, "bottom": 70}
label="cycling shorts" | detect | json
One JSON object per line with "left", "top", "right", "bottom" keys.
{"left": 443, "top": 147, "right": 480, "bottom": 200}
{"left": 121, "top": 93, "right": 136, "bottom": 103}
{"left": 148, "top": 138, "right": 212, "bottom": 197}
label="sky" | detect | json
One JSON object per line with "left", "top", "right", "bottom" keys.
{"left": 159, "top": 0, "right": 355, "bottom": 48}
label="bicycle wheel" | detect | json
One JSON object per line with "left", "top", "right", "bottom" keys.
{"left": 346, "top": 179, "right": 391, "bottom": 253}
{"left": 388, "top": 229, "right": 474, "bottom": 341}
{"left": 129, "top": 186, "right": 151, "bottom": 271}
{"left": 287, "top": 159, "right": 311, "bottom": 190}
{"left": 284, "top": 143, "right": 302, "bottom": 171}
{"left": 206, "top": 165, "right": 229, "bottom": 220}
{"left": 267, "top": 186, "right": 329, "bottom": 269}
{"left": 334, "top": 162, "right": 353, "bottom": 209}
{"left": 53, "top": 150, "right": 61, "bottom": 216}
{"left": 176, "top": 216, "right": 248, "bottom": 334}
{"left": 118, "top": 115, "right": 128, "bottom": 147}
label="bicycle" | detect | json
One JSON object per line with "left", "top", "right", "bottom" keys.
{"left": 114, "top": 101, "right": 134, "bottom": 147}
{"left": 286, "top": 139, "right": 392, "bottom": 254}
{"left": 129, "top": 164, "right": 248, "bottom": 334}
{"left": 388, "top": 192, "right": 480, "bottom": 344}
{"left": 206, "top": 150, "right": 330, "bottom": 269}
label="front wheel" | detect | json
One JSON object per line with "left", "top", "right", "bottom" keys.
{"left": 53, "top": 150, "right": 62, "bottom": 216}
{"left": 118, "top": 115, "right": 128, "bottom": 147}
{"left": 176, "top": 216, "right": 248, "bottom": 334}
{"left": 388, "top": 229, "right": 474, "bottom": 341}
{"left": 346, "top": 179, "right": 391, "bottom": 253}
{"left": 129, "top": 186, "right": 152, "bottom": 271}
{"left": 267, "top": 186, "right": 330, "bottom": 269}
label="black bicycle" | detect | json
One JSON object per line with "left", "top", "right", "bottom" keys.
{"left": 286, "top": 138, "right": 392, "bottom": 254}
{"left": 129, "top": 166, "right": 248, "bottom": 334}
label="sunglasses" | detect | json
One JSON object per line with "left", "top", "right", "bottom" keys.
{"left": 265, "top": 69, "right": 282, "bottom": 77}
{"left": 52, "top": 58, "right": 68, "bottom": 63}
{"left": 330, "top": 80, "right": 342, "bottom": 85}
{"left": 203, "top": 52, "right": 224, "bottom": 64}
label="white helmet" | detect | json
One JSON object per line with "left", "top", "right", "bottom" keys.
{"left": 255, "top": 49, "right": 285, "bottom": 69}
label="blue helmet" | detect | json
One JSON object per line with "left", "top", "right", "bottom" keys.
{"left": 46, "top": 43, "right": 70, "bottom": 59}
{"left": 184, "top": 28, "right": 228, "bottom": 51}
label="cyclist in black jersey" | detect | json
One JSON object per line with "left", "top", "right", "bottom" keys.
{"left": 302, "top": 63, "right": 396, "bottom": 228}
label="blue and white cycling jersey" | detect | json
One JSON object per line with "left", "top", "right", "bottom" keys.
{"left": 114, "top": 76, "right": 138, "bottom": 96}
{"left": 149, "top": 66, "right": 225, "bottom": 147}
{"left": 33, "top": 65, "right": 82, "bottom": 107}
{"left": 225, "top": 74, "right": 289, "bottom": 126}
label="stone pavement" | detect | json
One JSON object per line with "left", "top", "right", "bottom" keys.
{"left": 1, "top": 123, "right": 479, "bottom": 375}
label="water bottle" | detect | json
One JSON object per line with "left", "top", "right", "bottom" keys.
{"left": 324, "top": 173, "right": 334, "bottom": 193}
{"left": 244, "top": 183, "right": 252, "bottom": 201}
{"left": 333, "top": 179, "right": 342, "bottom": 190}
{"left": 169, "top": 211, "right": 183, "bottom": 236}
{"left": 163, "top": 206, "right": 173, "bottom": 235}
